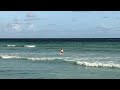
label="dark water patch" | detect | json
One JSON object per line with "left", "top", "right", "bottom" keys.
{"left": 0, "top": 38, "right": 120, "bottom": 42}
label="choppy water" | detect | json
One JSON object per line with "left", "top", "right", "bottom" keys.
{"left": 0, "top": 38, "right": 120, "bottom": 79}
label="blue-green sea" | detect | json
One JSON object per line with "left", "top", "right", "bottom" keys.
{"left": 0, "top": 38, "right": 120, "bottom": 79}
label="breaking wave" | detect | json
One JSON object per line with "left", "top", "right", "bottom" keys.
{"left": 27, "top": 57, "right": 64, "bottom": 61}
{"left": 24, "top": 45, "right": 36, "bottom": 48}
{"left": 7, "top": 45, "right": 16, "bottom": 47}
{"left": 0, "top": 54, "right": 120, "bottom": 68}
{"left": 0, "top": 55, "right": 64, "bottom": 61}
{"left": 5, "top": 45, "right": 37, "bottom": 47}
{"left": 76, "top": 61, "right": 120, "bottom": 68}
{"left": 0, "top": 55, "right": 21, "bottom": 59}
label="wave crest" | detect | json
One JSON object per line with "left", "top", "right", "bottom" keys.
{"left": 7, "top": 45, "right": 16, "bottom": 47}
{"left": 24, "top": 45, "right": 36, "bottom": 48}
{"left": 76, "top": 61, "right": 120, "bottom": 68}
{"left": 27, "top": 57, "right": 63, "bottom": 61}
{"left": 1, "top": 54, "right": 120, "bottom": 69}
{"left": 0, "top": 55, "right": 64, "bottom": 61}
{"left": 0, "top": 55, "right": 21, "bottom": 59}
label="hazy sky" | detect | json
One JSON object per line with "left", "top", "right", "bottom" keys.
{"left": 0, "top": 11, "right": 120, "bottom": 38}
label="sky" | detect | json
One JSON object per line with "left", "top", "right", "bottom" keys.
{"left": 0, "top": 11, "right": 120, "bottom": 38}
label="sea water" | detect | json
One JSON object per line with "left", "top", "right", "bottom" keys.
{"left": 0, "top": 38, "right": 120, "bottom": 79}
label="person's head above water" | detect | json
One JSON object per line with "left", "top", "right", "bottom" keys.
{"left": 60, "top": 48, "right": 64, "bottom": 54}
{"left": 61, "top": 48, "right": 64, "bottom": 51}
{"left": 61, "top": 48, "right": 63, "bottom": 51}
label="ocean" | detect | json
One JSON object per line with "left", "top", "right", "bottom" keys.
{"left": 0, "top": 38, "right": 120, "bottom": 79}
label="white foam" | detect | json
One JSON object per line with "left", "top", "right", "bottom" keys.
{"left": 64, "top": 57, "right": 112, "bottom": 61}
{"left": 7, "top": 45, "right": 16, "bottom": 47}
{"left": 27, "top": 57, "right": 63, "bottom": 61}
{"left": 76, "top": 61, "right": 120, "bottom": 68}
{"left": 0, "top": 54, "right": 64, "bottom": 61}
{"left": 24, "top": 45, "right": 36, "bottom": 48}
{"left": 1, "top": 54, "right": 120, "bottom": 69}
{"left": 0, "top": 55, "right": 21, "bottom": 59}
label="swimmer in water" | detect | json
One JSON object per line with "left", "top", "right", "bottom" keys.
{"left": 60, "top": 48, "right": 64, "bottom": 55}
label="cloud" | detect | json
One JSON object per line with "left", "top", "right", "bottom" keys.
{"left": 28, "top": 24, "right": 34, "bottom": 29}
{"left": 26, "top": 24, "right": 36, "bottom": 32}
{"left": 10, "top": 24, "right": 22, "bottom": 31}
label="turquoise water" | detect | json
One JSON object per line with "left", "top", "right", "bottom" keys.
{"left": 0, "top": 38, "right": 120, "bottom": 79}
